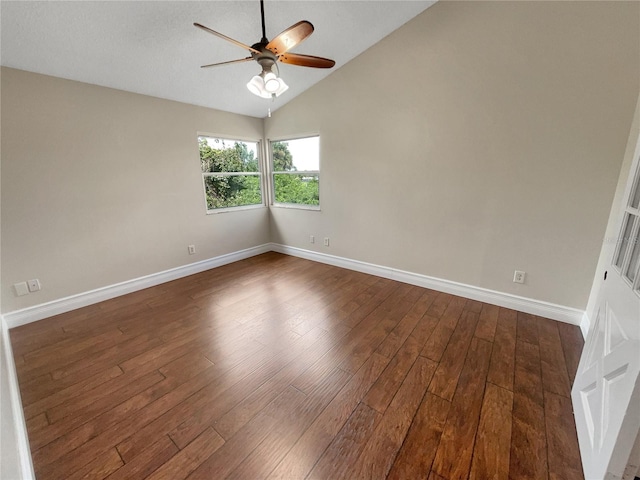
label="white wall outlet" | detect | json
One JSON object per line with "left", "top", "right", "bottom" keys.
{"left": 324, "top": 237, "right": 330, "bottom": 247}
{"left": 188, "top": 245, "right": 196, "bottom": 255}
{"left": 28, "top": 279, "right": 41, "bottom": 292}
{"left": 310, "top": 235, "right": 315, "bottom": 244}
{"left": 14, "top": 282, "right": 29, "bottom": 297}
{"left": 513, "top": 270, "right": 526, "bottom": 284}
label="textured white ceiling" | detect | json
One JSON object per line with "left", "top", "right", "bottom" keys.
{"left": 1, "top": 1, "right": 435, "bottom": 118}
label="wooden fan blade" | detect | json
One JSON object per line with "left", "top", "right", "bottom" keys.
{"left": 266, "top": 21, "right": 314, "bottom": 55}
{"left": 201, "top": 57, "right": 253, "bottom": 69}
{"left": 279, "top": 53, "right": 335, "bottom": 68}
{"left": 194, "top": 23, "right": 261, "bottom": 55}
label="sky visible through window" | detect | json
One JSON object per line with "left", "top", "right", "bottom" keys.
{"left": 280, "top": 136, "right": 319, "bottom": 172}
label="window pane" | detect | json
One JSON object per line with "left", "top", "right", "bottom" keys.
{"left": 272, "top": 137, "right": 319, "bottom": 172}
{"left": 273, "top": 174, "right": 319, "bottom": 205}
{"left": 631, "top": 172, "right": 640, "bottom": 209}
{"left": 204, "top": 175, "right": 262, "bottom": 209}
{"left": 615, "top": 213, "right": 634, "bottom": 269}
{"left": 624, "top": 217, "right": 640, "bottom": 283}
{"left": 199, "top": 136, "right": 259, "bottom": 173}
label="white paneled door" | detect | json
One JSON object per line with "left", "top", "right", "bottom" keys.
{"left": 572, "top": 147, "right": 640, "bottom": 479}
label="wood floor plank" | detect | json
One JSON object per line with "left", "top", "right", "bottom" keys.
{"left": 537, "top": 316, "right": 572, "bottom": 397}
{"left": 340, "top": 278, "right": 399, "bottom": 329}
{"left": 267, "top": 352, "right": 391, "bottom": 479}
{"left": 545, "top": 390, "right": 584, "bottom": 480}
{"left": 26, "top": 412, "right": 48, "bottom": 433}
{"left": 22, "top": 365, "right": 124, "bottom": 420}
{"left": 437, "top": 295, "right": 467, "bottom": 330}
{"left": 425, "top": 292, "right": 453, "bottom": 319}
{"left": 114, "top": 333, "right": 300, "bottom": 462}
{"left": 513, "top": 341, "right": 544, "bottom": 406}
{"left": 289, "top": 287, "right": 401, "bottom": 394}
{"left": 516, "top": 311, "right": 539, "bottom": 345}
{"left": 306, "top": 402, "right": 382, "bottom": 480}
{"left": 35, "top": 353, "right": 209, "bottom": 451}
{"left": 487, "top": 308, "right": 517, "bottom": 391}
{"left": 27, "top": 333, "right": 164, "bottom": 402}
{"left": 211, "top": 329, "right": 341, "bottom": 440}
{"left": 19, "top": 329, "right": 124, "bottom": 380}
{"left": 10, "top": 324, "right": 69, "bottom": 358}
{"left": 108, "top": 436, "right": 178, "bottom": 480}
{"left": 556, "top": 321, "right": 584, "bottom": 386}
{"left": 387, "top": 393, "right": 451, "bottom": 480}
{"left": 224, "top": 368, "right": 352, "bottom": 479}
{"left": 431, "top": 337, "right": 492, "bottom": 480}
{"left": 410, "top": 313, "right": 441, "bottom": 348}
{"left": 420, "top": 318, "right": 455, "bottom": 363}
{"left": 146, "top": 428, "right": 224, "bottom": 480}
{"left": 363, "top": 335, "right": 422, "bottom": 413}
{"left": 428, "top": 310, "right": 480, "bottom": 401}
{"left": 9, "top": 253, "right": 584, "bottom": 480}
{"left": 45, "top": 367, "right": 167, "bottom": 424}
{"left": 337, "top": 285, "right": 422, "bottom": 374}
{"left": 168, "top": 327, "right": 331, "bottom": 448}
{"left": 348, "top": 356, "right": 438, "bottom": 479}
{"left": 35, "top": 351, "right": 250, "bottom": 478}
{"left": 510, "top": 409, "right": 548, "bottom": 480}
{"left": 469, "top": 382, "right": 513, "bottom": 480}
{"left": 65, "top": 447, "right": 123, "bottom": 480}
{"left": 509, "top": 340, "right": 547, "bottom": 479}
{"left": 190, "top": 366, "right": 351, "bottom": 480}
{"left": 474, "top": 303, "right": 500, "bottom": 342}
{"left": 376, "top": 290, "right": 436, "bottom": 358}
{"left": 429, "top": 471, "right": 448, "bottom": 480}
{"left": 30, "top": 370, "right": 166, "bottom": 455}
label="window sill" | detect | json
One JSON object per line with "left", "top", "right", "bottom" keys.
{"left": 271, "top": 203, "right": 321, "bottom": 212}
{"left": 206, "top": 204, "right": 267, "bottom": 215}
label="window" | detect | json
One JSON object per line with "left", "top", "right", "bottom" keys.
{"left": 270, "top": 136, "right": 320, "bottom": 207}
{"left": 198, "top": 135, "right": 263, "bottom": 211}
{"left": 613, "top": 164, "right": 640, "bottom": 292}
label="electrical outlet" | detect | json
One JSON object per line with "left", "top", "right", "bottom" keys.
{"left": 513, "top": 270, "right": 526, "bottom": 284}
{"left": 27, "top": 279, "right": 41, "bottom": 292}
{"left": 188, "top": 245, "right": 196, "bottom": 255}
{"left": 324, "top": 237, "right": 330, "bottom": 247}
{"left": 310, "top": 235, "right": 315, "bottom": 244}
{"left": 13, "top": 282, "right": 29, "bottom": 297}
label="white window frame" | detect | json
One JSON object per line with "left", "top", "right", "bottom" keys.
{"left": 613, "top": 156, "right": 640, "bottom": 296}
{"left": 269, "top": 134, "right": 321, "bottom": 211}
{"left": 197, "top": 133, "right": 267, "bottom": 214}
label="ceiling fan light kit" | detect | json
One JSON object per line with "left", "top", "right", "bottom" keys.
{"left": 195, "top": 0, "right": 335, "bottom": 100}
{"left": 247, "top": 71, "right": 289, "bottom": 99}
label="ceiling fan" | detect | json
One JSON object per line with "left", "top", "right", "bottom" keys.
{"left": 194, "top": 0, "right": 335, "bottom": 99}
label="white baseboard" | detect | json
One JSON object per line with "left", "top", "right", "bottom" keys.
{"left": 4, "top": 244, "right": 271, "bottom": 329}
{"left": 1, "top": 315, "right": 35, "bottom": 479}
{"left": 270, "top": 243, "right": 585, "bottom": 326}
{"left": 3, "top": 241, "right": 585, "bottom": 329}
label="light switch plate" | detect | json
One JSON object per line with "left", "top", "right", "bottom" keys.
{"left": 14, "top": 282, "right": 29, "bottom": 296}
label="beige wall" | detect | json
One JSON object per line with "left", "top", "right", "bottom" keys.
{"left": 265, "top": 1, "right": 640, "bottom": 309}
{"left": 1, "top": 67, "right": 269, "bottom": 312}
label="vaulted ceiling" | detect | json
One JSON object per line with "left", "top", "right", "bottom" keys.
{"left": 1, "top": 1, "right": 435, "bottom": 118}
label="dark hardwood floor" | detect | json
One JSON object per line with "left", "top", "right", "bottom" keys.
{"left": 10, "top": 252, "right": 585, "bottom": 479}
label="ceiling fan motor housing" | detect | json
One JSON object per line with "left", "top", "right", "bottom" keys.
{"left": 252, "top": 45, "right": 279, "bottom": 74}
